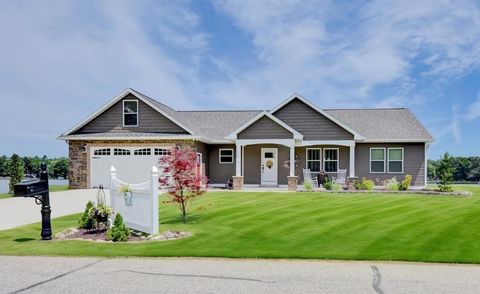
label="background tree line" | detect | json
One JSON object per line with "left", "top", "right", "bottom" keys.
{"left": 0, "top": 154, "right": 69, "bottom": 179}
{"left": 428, "top": 155, "right": 480, "bottom": 182}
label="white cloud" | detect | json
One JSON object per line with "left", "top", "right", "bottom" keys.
{"left": 465, "top": 92, "right": 480, "bottom": 121}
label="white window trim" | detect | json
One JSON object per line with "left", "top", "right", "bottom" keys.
{"left": 196, "top": 152, "right": 203, "bottom": 165}
{"left": 370, "top": 148, "right": 386, "bottom": 173}
{"left": 123, "top": 99, "right": 139, "bottom": 127}
{"left": 219, "top": 148, "right": 234, "bottom": 164}
{"left": 323, "top": 148, "right": 339, "bottom": 173}
{"left": 306, "top": 148, "right": 322, "bottom": 173}
{"left": 387, "top": 147, "right": 404, "bottom": 174}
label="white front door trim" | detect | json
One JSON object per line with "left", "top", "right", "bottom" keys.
{"left": 261, "top": 148, "right": 278, "bottom": 186}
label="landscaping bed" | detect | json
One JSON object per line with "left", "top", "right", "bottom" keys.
{"left": 55, "top": 228, "right": 191, "bottom": 243}
{"left": 298, "top": 188, "right": 472, "bottom": 196}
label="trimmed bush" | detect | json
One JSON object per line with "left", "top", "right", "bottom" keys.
{"left": 78, "top": 201, "right": 94, "bottom": 230}
{"left": 323, "top": 178, "right": 333, "bottom": 190}
{"left": 107, "top": 213, "right": 130, "bottom": 242}
{"left": 332, "top": 183, "right": 342, "bottom": 192}
{"left": 385, "top": 177, "right": 399, "bottom": 191}
{"left": 354, "top": 177, "right": 375, "bottom": 191}
{"left": 303, "top": 181, "right": 313, "bottom": 192}
{"left": 398, "top": 175, "right": 412, "bottom": 191}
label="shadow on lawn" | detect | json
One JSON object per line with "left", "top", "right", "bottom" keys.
{"left": 160, "top": 214, "right": 203, "bottom": 225}
{"left": 14, "top": 237, "right": 36, "bottom": 243}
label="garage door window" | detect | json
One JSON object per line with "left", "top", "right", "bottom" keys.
{"left": 154, "top": 148, "right": 171, "bottom": 156}
{"left": 134, "top": 148, "right": 151, "bottom": 155}
{"left": 94, "top": 148, "right": 110, "bottom": 156}
{"left": 114, "top": 148, "right": 130, "bottom": 155}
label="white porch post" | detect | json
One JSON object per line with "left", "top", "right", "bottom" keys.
{"left": 235, "top": 143, "right": 242, "bottom": 176}
{"left": 289, "top": 145, "right": 295, "bottom": 177}
{"left": 349, "top": 144, "right": 355, "bottom": 178}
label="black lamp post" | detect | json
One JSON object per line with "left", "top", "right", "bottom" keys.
{"left": 13, "top": 162, "right": 52, "bottom": 240}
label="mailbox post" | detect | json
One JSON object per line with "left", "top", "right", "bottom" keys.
{"left": 13, "top": 162, "right": 52, "bottom": 240}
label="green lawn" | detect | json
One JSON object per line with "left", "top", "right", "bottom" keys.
{"left": 1, "top": 185, "right": 480, "bottom": 263}
{"left": 0, "top": 185, "right": 69, "bottom": 199}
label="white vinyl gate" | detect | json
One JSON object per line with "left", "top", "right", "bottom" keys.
{"left": 110, "top": 166, "right": 159, "bottom": 235}
{"left": 90, "top": 146, "right": 171, "bottom": 188}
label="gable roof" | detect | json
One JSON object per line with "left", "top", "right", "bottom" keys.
{"left": 61, "top": 88, "right": 195, "bottom": 136}
{"left": 271, "top": 94, "right": 364, "bottom": 140}
{"left": 325, "top": 108, "right": 434, "bottom": 142}
{"left": 225, "top": 111, "right": 303, "bottom": 140}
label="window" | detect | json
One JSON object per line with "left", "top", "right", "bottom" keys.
{"left": 123, "top": 100, "right": 138, "bottom": 126}
{"left": 114, "top": 148, "right": 130, "bottom": 155}
{"left": 94, "top": 148, "right": 110, "bottom": 156}
{"left": 154, "top": 148, "right": 171, "bottom": 156}
{"left": 370, "top": 148, "right": 386, "bottom": 173}
{"left": 323, "top": 148, "right": 339, "bottom": 172}
{"left": 134, "top": 148, "right": 151, "bottom": 155}
{"left": 219, "top": 149, "right": 234, "bottom": 163}
{"left": 388, "top": 148, "right": 404, "bottom": 173}
{"left": 306, "top": 148, "right": 321, "bottom": 172}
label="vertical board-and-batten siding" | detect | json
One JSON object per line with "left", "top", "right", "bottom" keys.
{"left": 74, "top": 94, "right": 189, "bottom": 134}
{"left": 273, "top": 98, "right": 354, "bottom": 140}
{"left": 237, "top": 116, "right": 293, "bottom": 139}
{"left": 355, "top": 143, "right": 425, "bottom": 186}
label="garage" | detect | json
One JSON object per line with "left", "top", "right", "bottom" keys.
{"left": 90, "top": 146, "right": 171, "bottom": 188}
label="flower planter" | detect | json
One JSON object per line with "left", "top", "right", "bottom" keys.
{"left": 123, "top": 192, "right": 132, "bottom": 206}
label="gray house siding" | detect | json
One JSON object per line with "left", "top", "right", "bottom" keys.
{"left": 74, "top": 94, "right": 189, "bottom": 134}
{"left": 195, "top": 141, "right": 209, "bottom": 177}
{"left": 273, "top": 98, "right": 354, "bottom": 140}
{"left": 238, "top": 116, "right": 293, "bottom": 139}
{"left": 355, "top": 143, "right": 425, "bottom": 186}
{"left": 243, "top": 144, "right": 289, "bottom": 185}
{"left": 295, "top": 145, "right": 350, "bottom": 183}
{"left": 208, "top": 144, "right": 236, "bottom": 184}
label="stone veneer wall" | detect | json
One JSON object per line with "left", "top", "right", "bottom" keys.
{"left": 68, "top": 139, "right": 196, "bottom": 189}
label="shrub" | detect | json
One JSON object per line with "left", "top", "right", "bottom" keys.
{"left": 78, "top": 201, "right": 94, "bottom": 229}
{"left": 385, "top": 177, "right": 399, "bottom": 191}
{"left": 303, "top": 181, "right": 313, "bottom": 191}
{"left": 88, "top": 204, "right": 113, "bottom": 230}
{"left": 107, "top": 213, "right": 130, "bottom": 242}
{"left": 355, "top": 177, "right": 374, "bottom": 190}
{"left": 323, "top": 178, "right": 333, "bottom": 190}
{"left": 332, "top": 183, "right": 343, "bottom": 192}
{"left": 437, "top": 152, "right": 454, "bottom": 192}
{"left": 398, "top": 175, "right": 412, "bottom": 191}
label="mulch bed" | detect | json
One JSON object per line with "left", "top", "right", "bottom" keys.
{"left": 62, "top": 228, "right": 143, "bottom": 242}
{"left": 56, "top": 228, "right": 192, "bottom": 243}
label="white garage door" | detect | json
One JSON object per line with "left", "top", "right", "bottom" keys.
{"left": 90, "top": 146, "right": 171, "bottom": 188}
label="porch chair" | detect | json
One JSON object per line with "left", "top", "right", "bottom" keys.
{"left": 332, "top": 169, "right": 347, "bottom": 185}
{"left": 302, "top": 168, "right": 319, "bottom": 188}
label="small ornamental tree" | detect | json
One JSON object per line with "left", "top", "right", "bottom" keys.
{"left": 159, "top": 146, "right": 208, "bottom": 223}
{"left": 8, "top": 154, "right": 24, "bottom": 193}
{"left": 437, "top": 152, "right": 454, "bottom": 192}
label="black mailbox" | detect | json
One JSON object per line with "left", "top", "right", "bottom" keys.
{"left": 13, "top": 179, "right": 49, "bottom": 197}
{"left": 13, "top": 162, "right": 52, "bottom": 240}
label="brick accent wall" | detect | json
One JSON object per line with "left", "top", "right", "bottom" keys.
{"left": 67, "top": 139, "right": 196, "bottom": 189}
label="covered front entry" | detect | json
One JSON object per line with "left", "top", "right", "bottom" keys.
{"left": 261, "top": 148, "right": 278, "bottom": 186}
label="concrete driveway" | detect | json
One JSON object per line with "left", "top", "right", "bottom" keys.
{"left": 0, "top": 189, "right": 103, "bottom": 230}
{"left": 2, "top": 256, "right": 480, "bottom": 294}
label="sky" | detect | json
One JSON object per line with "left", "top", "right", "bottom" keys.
{"left": 0, "top": 0, "right": 479, "bottom": 159}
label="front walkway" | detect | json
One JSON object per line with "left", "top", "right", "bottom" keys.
{"left": 0, "top": 189, "right": 101, "bottom": 231}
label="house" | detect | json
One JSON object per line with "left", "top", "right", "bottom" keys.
{"left": 58, "top": 88, "right": 434, "bottom": 190}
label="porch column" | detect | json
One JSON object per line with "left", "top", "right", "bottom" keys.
{"left": 349, "top": 144, "right": 355, "bottom": 177}
{"left": 235, "top": 143, "right": 242, "bottom": 176}
{"left": 289, "top": 146, "right": 295, "bottom": 177}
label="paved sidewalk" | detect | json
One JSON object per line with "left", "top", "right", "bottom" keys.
{"left": 0, "top": 189, "right": 103, "bottom": 230}
{"left": 2, "top": 256, "right": 480, "bottom": 294}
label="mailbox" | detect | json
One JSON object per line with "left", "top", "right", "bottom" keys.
{"left": 13, "top": 162, "right": 52, "bottom": 240}
{"left": 13, "top": 179, "right": 48, "bottom": 197}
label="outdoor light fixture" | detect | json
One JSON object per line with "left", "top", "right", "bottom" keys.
{"left": 79, "top": 146, "right": 86, "bottom": 152}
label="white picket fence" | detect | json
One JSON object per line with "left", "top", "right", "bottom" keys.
{"left": 110, "top": 166, "right": 159, "bottom": 235}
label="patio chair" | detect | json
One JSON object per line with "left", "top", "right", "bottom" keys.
{"left": 302, "top": 168, "right": 319, "bottom": 188}
{"left": 332, "top": 169, "right": 347, "bottom": 185}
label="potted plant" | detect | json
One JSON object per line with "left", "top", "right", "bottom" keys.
{"left": 88, "top": 204, "right": 113, "bottom": 230}
{"left": 120, "top": 184, "right": 133, "bottom": 206}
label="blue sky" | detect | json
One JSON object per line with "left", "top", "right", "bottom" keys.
{"left": 1, "top": 0, "right": 479, "bottom": 159}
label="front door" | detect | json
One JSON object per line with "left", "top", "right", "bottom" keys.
{"left": 261, "top": 148, "right": 278, "bottom": 186}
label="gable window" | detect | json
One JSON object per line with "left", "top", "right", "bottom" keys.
{"left": 306, "top": 148, "right": 321, "bottom": 172}
{"left": 388, "top": 148, "right": 404, "bottom": 173}
{"left": 323, "top": 148, "right": 339, "bottom": 173}
{"left": 123, "top": 100, "right": 138, "bottom": 127}
{"left": 219, "top": 149, "right": 234, "bottom": 164}
{"left": 370, "top": 148, "right": 386, "bottom": 173}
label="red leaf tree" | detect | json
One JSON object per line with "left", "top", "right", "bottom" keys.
{"left": 159, "top": 146, "right": 208, "bottom": 223}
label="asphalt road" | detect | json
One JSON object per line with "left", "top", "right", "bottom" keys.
{"left": 1, "top": 256, "right": 479, "bottom": 293}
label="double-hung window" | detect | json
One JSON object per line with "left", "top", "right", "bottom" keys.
{"left": 123, "top": 100, "right": 138, "bottom": 126}
{"left": 370, "top": 148, "right": 386, "bottom": 173}
{"left": 323, "top": 148, "right": 339, "bottom": 172}
{"left": 219, "top": 149, "right": 234, "bottom": 164}
{"left": 306, "top": 148, "right": 321, "bottom": 172}
{"left": 388, "top": 148, "right": 404, "bottom": 173}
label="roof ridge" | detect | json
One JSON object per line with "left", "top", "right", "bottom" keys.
{"left": 179, "top": 110, "right": 263, "bottom": 113}
{"left": 325, "top": 108, "right": 408, "bottom": 110}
